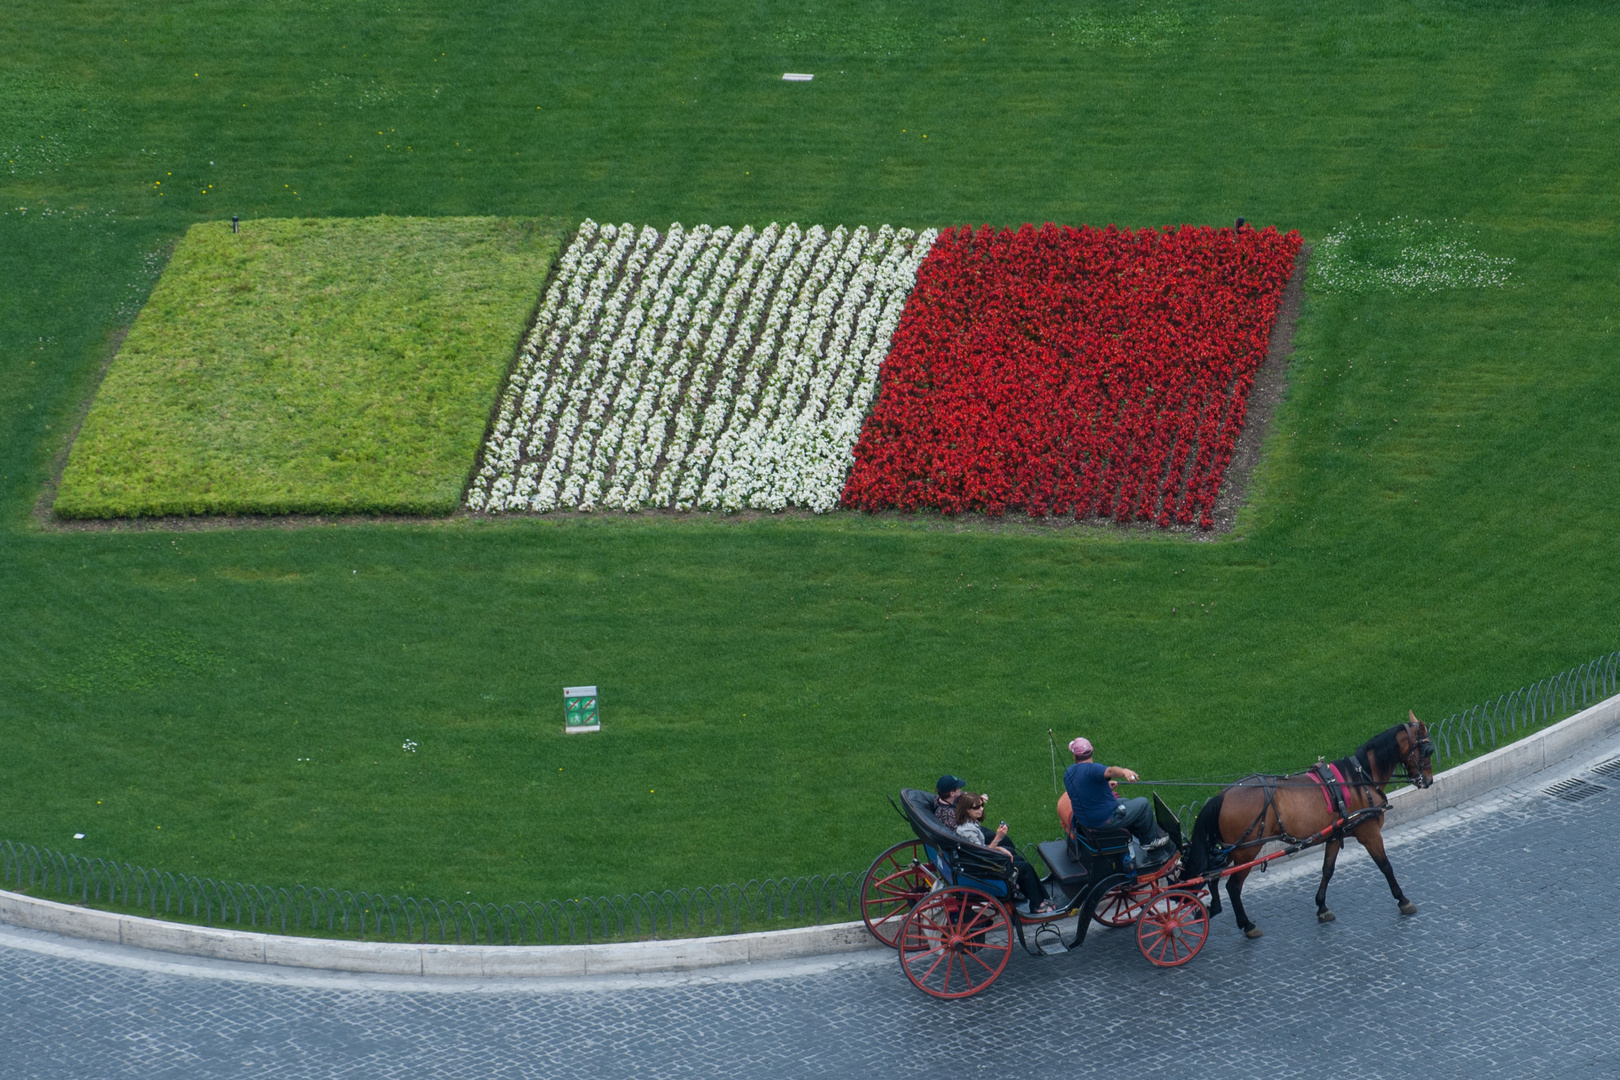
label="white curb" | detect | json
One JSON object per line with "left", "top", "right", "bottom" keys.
{"left": 0, "top": 892, "right": 876, "bottom": 976}
{"left": 2, "top": 688, "right": 1615, "bottom": 977}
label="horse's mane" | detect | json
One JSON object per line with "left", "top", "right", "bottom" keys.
{"left": 1350, "top": 723, "right": 1408, "bottom": 779}
{"left": 1229, "top": 722, "right": 1412, "bottom": 785}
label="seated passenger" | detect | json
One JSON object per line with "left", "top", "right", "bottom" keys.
{"left": 954, "top": 792, "right": 1055, "bottom": 914}
{"left": 1063, "top": 737, "right": 1170, "bottom": 850}
{"left": 933, "top": 774, "right": 966, "bottom": 829}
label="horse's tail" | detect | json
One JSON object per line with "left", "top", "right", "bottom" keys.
{"left": 1182, "top": 792, "right": 1226, "bottom": 878}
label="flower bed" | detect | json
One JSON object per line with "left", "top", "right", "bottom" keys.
{"left": 841, "top": 223, "right": 1302, "bottom": 528}
{"left": 467, "top": 220, "right": 937, "bottom": 514}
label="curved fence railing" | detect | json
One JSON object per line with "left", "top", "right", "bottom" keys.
{"left": 1429, "top": 649, "right": 1620, "bottom": 760}
{"left": 0, "top": 840, "right": 859, "bottom": 945}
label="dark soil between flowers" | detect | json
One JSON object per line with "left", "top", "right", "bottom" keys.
{"left": 1207, "top": 242, "right": 1310, "bottom": 535}
{"left": 42, "top": 247, "right": 1308, "bottom": 539}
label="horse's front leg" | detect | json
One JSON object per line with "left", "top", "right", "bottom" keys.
{"left": 1314, "top": 838, "right": 1342, "bottom": 922}
{"left": 1356, "top": 825, "right": 1417, "bottom": 915}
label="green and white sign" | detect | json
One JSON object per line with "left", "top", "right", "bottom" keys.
{"left": 563, "top": 685, "right": 599, "bottom": 734}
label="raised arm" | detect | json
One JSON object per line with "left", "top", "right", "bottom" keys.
{"left": 1103, "top": 766, "right": 1139, "bottom": 782}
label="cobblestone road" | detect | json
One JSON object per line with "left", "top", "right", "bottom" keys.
{"left": 4, "top": 743, "right": 1620, "bottom": 1080}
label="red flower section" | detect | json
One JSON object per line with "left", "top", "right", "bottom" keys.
{"left": 842, "top": 223, "right": 1301, "bottom": 529}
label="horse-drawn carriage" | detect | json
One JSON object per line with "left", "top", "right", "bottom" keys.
{"left": 860, "top": 720, "right": 1434, "bottom": 999}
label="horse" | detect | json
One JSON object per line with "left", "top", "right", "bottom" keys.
{"left": 1181, "top": 714, "right": 1435, "bottom": 938}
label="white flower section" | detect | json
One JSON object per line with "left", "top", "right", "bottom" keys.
{"left": 1313, "top": 217, "right": 1515, "bottom": 295}
{"left": 467, "top": 220, "right": 936, "bottom": 514}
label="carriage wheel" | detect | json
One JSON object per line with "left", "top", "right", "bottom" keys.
{"left": 860, "top": 840, "right": 934, "bottom": 948}
{"left": 1136, "top": 889, "right": 1209, "bottom": 968}
{"left": 1094, "top": 853, "right": 1182, "bottom": 928}
{"left": 1093, "top": 883, "right": 1147, "bottom": 928}
{"left": 898, "top": 886, "right": 1012, "bottom": 999}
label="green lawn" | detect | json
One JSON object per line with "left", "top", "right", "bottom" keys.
{"left": 55, "top": 215, "right": 558, "bottom": 517}
{"left": 2, "top": 0, "right": 1618, "bottom": 912}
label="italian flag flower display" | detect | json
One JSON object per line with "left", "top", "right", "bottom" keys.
{"left": 470, "top": 219, "right": 1301, "bottom": 529}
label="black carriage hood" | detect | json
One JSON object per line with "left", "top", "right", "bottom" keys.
{"left": 900, "top": 788, "right": 973, "bottom": 850}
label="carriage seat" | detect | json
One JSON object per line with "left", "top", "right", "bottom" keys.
{"left": 900, "top": 788, "right": 1013, "bottom": 862}
{"left": 1072, "top": 824, "right": 1134, "bottom": 856}
{"left": 900, "top": 789, "right": 961, "bottom": 849}
{"left": 1056, "top": 791, "right": 1133, "bottom": 855}
{"left": 1036, "top": 839, "right": 1089, "bottom": 885}
{"left": 899, "top": 789, "right": 1016, "bottom": 898}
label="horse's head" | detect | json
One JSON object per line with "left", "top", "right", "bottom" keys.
{"left": 1400, "top": 712, "right": 1436, "bottom": 789}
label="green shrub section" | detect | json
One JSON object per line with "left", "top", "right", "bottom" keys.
{"left": 54, "top": 216, "right": 559, "bottom": 517}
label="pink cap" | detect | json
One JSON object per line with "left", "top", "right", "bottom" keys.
{"left": 1069, "top": 737, "right": 1093, "bottom": 758}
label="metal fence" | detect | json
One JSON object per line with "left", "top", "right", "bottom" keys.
{"left": 1429, "top": 649, "right": 1620, "bottom": 760}
{"left": 1160, "top": 648, "right": 1620, "bottom": 839}
{"left": 0, "top": 840, "right": 859, "bottom": 945}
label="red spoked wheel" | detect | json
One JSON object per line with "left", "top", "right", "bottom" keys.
{"left": 1093, "top": 854, "right": 1180, "bottom": 928}
{"left": 1093, "top": 883, "right": 1149, "bottom": 928}
{"left": 898, "top": 886, "right": 1012, "bottom": 999}
{"left": 860, "top": 840, "right": 935, "bottom": 948}
{"left": 1135, "top": 889, "right": 1210, "bottom": 968}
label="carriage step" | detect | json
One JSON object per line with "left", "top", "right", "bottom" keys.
{"left": 1033, "top": 925, "right": 1069, "bottom": 955}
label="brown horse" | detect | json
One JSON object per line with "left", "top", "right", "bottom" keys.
{"left": 1181, "top": 715, "right": 1435, "bottom": 937}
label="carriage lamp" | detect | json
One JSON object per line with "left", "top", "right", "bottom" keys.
{"left": 563, "top": 685, "right": 600, "bottom": 734}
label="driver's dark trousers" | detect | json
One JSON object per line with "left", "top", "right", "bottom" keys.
{"left": 1104, "top": 797, "right": 1163, "bottom": 846}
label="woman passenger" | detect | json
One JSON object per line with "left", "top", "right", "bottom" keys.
{"left": 954, "top": 792, "right": 1055, "bottom": 914}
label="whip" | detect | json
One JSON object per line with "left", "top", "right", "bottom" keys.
{"left": 1047, "top": 729, "right": 1059, "bottom": 794}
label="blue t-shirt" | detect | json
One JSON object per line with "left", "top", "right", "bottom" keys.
{"left": 1064, "top": 762, "right": 1120, "bottom": 829}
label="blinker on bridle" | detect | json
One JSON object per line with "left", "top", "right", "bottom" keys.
{"left": 1401, "top": 721, "right": 1435, "bottom": 789}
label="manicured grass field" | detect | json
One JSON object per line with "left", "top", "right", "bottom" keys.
{"left": 2, "top": 0, "right": 1618, "bottom": 912}
{"left": 55, "top": 215, "right": 559, "bottom": 517}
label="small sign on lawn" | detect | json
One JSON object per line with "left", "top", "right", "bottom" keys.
{"left": 563, "top": 686, "right": 599, "bottom": 734}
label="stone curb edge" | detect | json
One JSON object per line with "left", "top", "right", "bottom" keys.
{"left": 0, "top": 894, "right": 878, "bottom": 977}
{"left": 3, "top": 689, "right": 1616, "bottom": 977}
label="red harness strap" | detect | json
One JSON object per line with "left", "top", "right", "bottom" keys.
{"left": 1309, "top": 763, "right": 1349, "bottom": 813}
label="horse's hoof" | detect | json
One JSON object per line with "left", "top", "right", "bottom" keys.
{"left": 1317, "top": 910, "right": 1336, "bottom": 923}
{"left": 1244, "top": 926, "right": 1264, "bottom": 939}
{"left": 1399, "top": 901, "right": 1418, "bottom": 915}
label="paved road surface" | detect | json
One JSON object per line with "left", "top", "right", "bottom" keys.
{"left": 4, "top": 740, "right": 1620, "bottom": 1080}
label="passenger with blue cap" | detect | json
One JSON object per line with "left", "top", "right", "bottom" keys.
{"left": 933, "top": 775, "right": 967, "bottom": 829}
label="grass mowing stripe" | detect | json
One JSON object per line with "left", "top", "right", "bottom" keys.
{"left": 1, "top": 0, "right": 1618, "bottom": 903}
{"left": 55, "top": 216, "right": 561, "bottom": 517}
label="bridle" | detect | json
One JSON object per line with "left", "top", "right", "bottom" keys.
{"left": 1399, "top": 721, "right": 1436, "bottom": 789}
{"left": 1349, "top": 721, "right": 1436, "bottom": 792}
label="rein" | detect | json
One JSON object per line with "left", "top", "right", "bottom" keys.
{"left": 1116, "top": 721, "right": 1436, "bottom": 792}
{"left": 1115, "top": 779, "right": 1417, "bottom": 788}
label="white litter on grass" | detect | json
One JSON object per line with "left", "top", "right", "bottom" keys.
{"left": 73, "top": 833, "right": 84, "bottom": 840}
{"left": 782, "top": 72, "right": 813, "bottom": 81}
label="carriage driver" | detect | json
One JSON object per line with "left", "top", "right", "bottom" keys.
{"left": 1063, "top": 738, "right": 1171, "bottom": 850}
